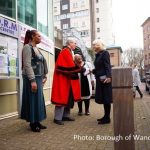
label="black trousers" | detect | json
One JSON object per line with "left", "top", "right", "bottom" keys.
{"left": 103, "top": 104, "right": 111, "bottom": 119}
{"left": 78, "top": 99, "right": 90, "bottom": 113}
{"left": 135, "top": 86, "right": 143, "bottom": 96}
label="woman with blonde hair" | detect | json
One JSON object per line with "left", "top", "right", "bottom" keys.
{"left": 92, "top": 39, "right": 112, "bottom": 124}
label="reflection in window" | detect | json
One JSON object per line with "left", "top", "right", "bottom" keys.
{"left": 37, "top": 0, "right": 48, "bottom": 35}
{"left": 0, "top": 0, "right": 16, "bottom": 19}
{"left": 18, "top": 0, "right": 37, "bottom": 28}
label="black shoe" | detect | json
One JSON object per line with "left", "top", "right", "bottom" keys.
{"left": 85, "top": 112, "right": 90, "bottom": 115}
{"left": 30, "top": 123, "right": 41, "bottom": 132}
{"left": 97, "top": 116, "right": 105, "bottom": 122}
{"left": 37, "top": 122, "right": 47, "bottom": 129}
{"left": 78, "top": 112, "right": 83, "bottom": 116}
{"left": 140, "top": 94, "right": 143, "bottom": 98}
{"left": 98, "top": 118, "right": 111, "bottom": 124}
{"left": 53, "top": 119, "right": 64, "bottom": 125}
{"left": 62, "top": 117, "right": 75, "bottom": 121}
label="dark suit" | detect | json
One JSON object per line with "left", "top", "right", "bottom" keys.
{"left": 94, "top": 50, "right": 112, "bottom": 104}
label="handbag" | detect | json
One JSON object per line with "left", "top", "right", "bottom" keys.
{"left": 99, "top": 75, "right": 107, "bottom": 82}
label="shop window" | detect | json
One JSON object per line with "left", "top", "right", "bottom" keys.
{"left": 18, "top": 0, "right": 37, "bottom": 28}
{"left": 0, "top": 0, "right": 16, "bottom": 19}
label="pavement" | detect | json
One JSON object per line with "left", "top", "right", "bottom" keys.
{"left": 0, "top": 83, "right": 150, "bottom": 150}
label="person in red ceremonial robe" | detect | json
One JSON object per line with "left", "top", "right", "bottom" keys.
{"left": 51, "top": 38, "right": 82, "bottom": 125}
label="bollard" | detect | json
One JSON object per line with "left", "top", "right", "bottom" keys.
{"left": 112, "top": 67, "right": 135, "bottom": 150}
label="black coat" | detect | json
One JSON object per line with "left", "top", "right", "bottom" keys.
{"left": 93, "top": 50, "right": 112, "bottom": 104}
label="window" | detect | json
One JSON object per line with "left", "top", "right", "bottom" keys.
{"left": 54, "top": 7, "right": 57, "bottom": 13}
{"left": 81, "top": 0, "right": 85, "bottom": 7}
{"left": 63, "top": 24, "right": 68, "bottom": 29}
{"left": 62, "top": 4, "right": 68, "bottom": 10}
{"left": 18, "top": 0, "right": 37, "bottom": 28}
{"left": 73, "top": 2, "right": 78, "bottom": 8}
{"left": 96, "top": 8, "right": 99, "bottom": 13}
{"left": 80, "top": 30, "right": 89, "bottom": 37}
{"left": 82, "top": 21, "right": 86, "bottom": 27}
{"left": 97, "top": 18, "right": 99, "bottom": 22}
{"left": 96, "top": 0, "right": 99, "bottom": 3}
{"left": 145, "top": 55, "right": 147, "bottom": 60}
{"left": 0, "top": 0, "right": 16, "bottom": 19}
{"left": 37, "top": 0, "right": 48, "bottom": 35}
{"left": 110, "top": 53, "right": 114, "bottom": 57}
{"left": 149, "top": 44, "right": 150, "bottom": 50}
{"left": 97, "top": 28, "right": 100, "bottom": 32}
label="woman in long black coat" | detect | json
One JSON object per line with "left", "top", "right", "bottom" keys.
{"left": 92, "top": 39, "right": 112, "bottom": 124}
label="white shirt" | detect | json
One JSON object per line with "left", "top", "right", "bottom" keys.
{"left": 132, "top": 67, "right": 141, "bottom": 86}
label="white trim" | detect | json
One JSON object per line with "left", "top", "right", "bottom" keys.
{"left": 0, "top": 14, "right": 17, "bottom": 22}
{"left": 45, "top": 101, "right": 51, "bottom": 106}
{"left": 43, "top": 87, "right": 51, "bottom": 90}
{"left": 0, "top": 112, "right": 18, "bottom": 120}
{"left": 0, "top": 91, "right": 17, "bottom": 96}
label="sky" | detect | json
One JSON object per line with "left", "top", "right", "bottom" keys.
{"left": 112, "top": 0, "right": 150, "bottom": 50}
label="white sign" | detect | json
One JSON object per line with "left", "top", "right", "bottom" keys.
{"left": 0, "top": 16, "right": 18, "bottom": 38}
{"left": 55, "top": 10, "right": 89, "bottom": 21}
{"left": 20, "top": 23, "right": 54, "bottom": 54}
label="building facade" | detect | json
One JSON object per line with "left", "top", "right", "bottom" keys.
{"left": 106, "top": 46, "right": 122, "bottom": 67}
{"left": 0, "top": 0, "right": 54, "bottom": 119}
{"left": 95, "top": 0, "right": 114, "bottom": 46}
{"left": 53, "top": 0, "right": 114, "bottom": 48}
{"left": 142, "top": 17, "right": 150, "bottom": 72}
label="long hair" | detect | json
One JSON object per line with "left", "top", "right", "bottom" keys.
{"left": 23, "top": 30, "right": 37, "bottom": 45}
{"left": 22, "top": 30, "right": 37, "bottom": 69}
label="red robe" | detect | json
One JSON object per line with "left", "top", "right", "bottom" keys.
{"left": 51, "top": 47, "right": 81, "bottom": 106}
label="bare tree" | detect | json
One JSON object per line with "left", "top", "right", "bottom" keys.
{"left": 121, "top": 48, "right": 144, "bottom": 67}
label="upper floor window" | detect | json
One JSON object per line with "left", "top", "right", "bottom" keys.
{"left": 73, "top": 2, "right": 78, "bottom": 8}
{"left": 96, "top": 0, "right": 99, "bottom": 3}
{"left": 97, "top": 28, "right": 100, "bottom": 32}
{"left": 54, "top": 7, "right": 57, "bottom": 13}
{"left": 81, "top": 0, "right": 85, "bottom": 7}
{"left": 82, "top": 21, "right": 86, "bottom": 27}
{"left": 63, "top": 24, "right": 68, "bottom": 29}
{"left": 110, "top": 53, "right": 114, "bottom": 57}
{"left": 62, "top": 4, "right": 68, "bottom": 10}
{"left": 145, "top": 55, "right": 147, "bottom": 60}
{"left": 97, "top": 18, "right": 99, "bottom": 22}
{"left": 18, "top": 0, "right": 37, "bottom": 28}
{"left": 96, "top": 8, "right": 99, "bottom": 13}
{"left": 0, "top": 0, "right": 16, "bottom": 19}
